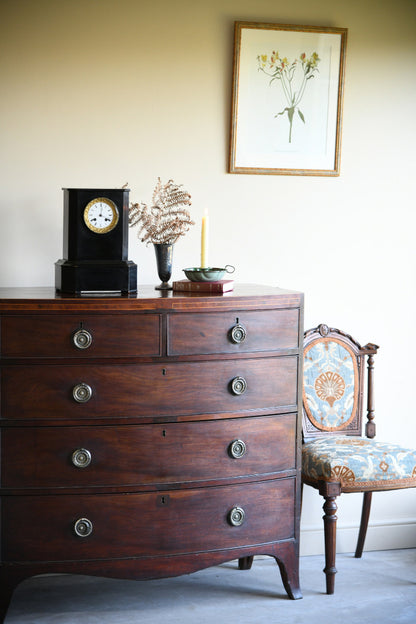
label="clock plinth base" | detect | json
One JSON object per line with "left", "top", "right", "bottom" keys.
{"left": 55, "top": 260, "right": 137, "bottom": 294}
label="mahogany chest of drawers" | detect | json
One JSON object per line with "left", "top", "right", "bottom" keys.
{"left": 0, "top": 284, "right": 304, "bottom": 619}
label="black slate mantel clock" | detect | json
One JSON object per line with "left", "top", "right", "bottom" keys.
{"left": 55, "top": 188, "right": 137, "bottom": 294}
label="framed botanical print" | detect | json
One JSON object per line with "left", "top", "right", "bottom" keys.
{"left": 229, "top": 22, "right": 348, "bottom": 176}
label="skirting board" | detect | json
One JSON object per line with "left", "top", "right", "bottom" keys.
{"left": 300, "top": 520, "right": 416, "bottom": 556}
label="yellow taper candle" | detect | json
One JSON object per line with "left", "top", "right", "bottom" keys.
{"left": 201, "top": 212, "right": 209, "bottom": 268}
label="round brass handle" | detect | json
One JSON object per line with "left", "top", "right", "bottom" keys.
{"left": 229, "top": 439, "right": 247, "bottom": 459}
{"left": 230, "top": 324, "right": 247, "bottom": 344}
{"left": 72, "top": 448, "right": 92, "bottom": 468}
{"left": 72, "top": 383, "right": 93, "bottom": 403}
{"left": 230, "top": 376, "right": 247, "bottom": 395}
{"left": 73, "top": 328, "right": 93, "bottom": 350}
{"left": 74, "top": 517, "right": 93, "bottom": 538}
{"left": 228, "top": 506, "right": 246, "bottom": 527}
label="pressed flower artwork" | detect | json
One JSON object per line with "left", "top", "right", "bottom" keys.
{"left": 229, "top": 22, "right": 347, "bottom": 176}
{"left": 257, "top": 51, "right": 321, "bottom": 144}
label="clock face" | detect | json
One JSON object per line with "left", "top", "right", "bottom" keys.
{"left": 83, "top": 197, "right": 119, "bottom": 234}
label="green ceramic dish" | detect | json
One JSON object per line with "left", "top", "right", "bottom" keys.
{"left": 183, "top": 265, "right": 235, "bottom": 282}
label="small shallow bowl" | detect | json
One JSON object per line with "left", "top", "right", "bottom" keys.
{"left": 183, "top": 265, "right": 235, "bottom": 282}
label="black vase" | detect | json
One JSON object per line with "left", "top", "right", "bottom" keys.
{"left": 154, "top": 243, "right": 174, "bottom": 290}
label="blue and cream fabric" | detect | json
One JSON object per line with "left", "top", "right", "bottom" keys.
{"left": 303, "top": 338, "right": 358, "bottom": 431}
{"left": 302, "top": 436, "right": 416, "bottom": 492}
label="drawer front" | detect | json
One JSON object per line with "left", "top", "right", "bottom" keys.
{"left": 3, "top": 478, "right": 295, "bottom": 562}
{"left": 2, "top": 414, "right": 296, "bottom": 488}
{"left": 0, "top": 314, "right": 161, "bottom": 358}
{"left": 168, "top": 308, "right": 299, "bottom": 355}
{"left": 1, "top": 357, "right": 298, "bottom": 420}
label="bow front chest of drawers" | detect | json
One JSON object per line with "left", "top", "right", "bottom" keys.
{"left": 0, "top": 285, "right": 303, "bottom": 618}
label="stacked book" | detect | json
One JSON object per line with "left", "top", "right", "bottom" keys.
{"left": 172, "top": 279, "right": 234, "bottom": 293}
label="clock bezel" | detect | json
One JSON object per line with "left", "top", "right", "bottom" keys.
{"left": 83, "top": 197, "right": 119, "bottom": 234}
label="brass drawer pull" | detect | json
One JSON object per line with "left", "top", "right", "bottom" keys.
{"left": 74, "top": 517, "right": 93, "bottom": 538}
{"left": 73, "top": 328, "right": 93, "bottom": 350}
{"left": 72, "top": 383, "right": 93, "bottom": 403}
{"left": 72, "top": 448, "right": 92, "bottom": 468}
{"left": 230, "top": 323, "right": 247, "bottom": 344}
{"left": 229, "top": 439, "right": 247, "bottom": 459}
{"left": 228, "top": 506, "right": 246, "bottom": 527}
{"left": 230, "top": 376, "right": 247, "bottom": 395}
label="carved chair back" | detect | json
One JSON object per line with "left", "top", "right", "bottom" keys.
{"left": 302, "top": 324, "right": 378, "bottom": 443}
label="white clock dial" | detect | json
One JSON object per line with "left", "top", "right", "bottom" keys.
{"left": 84, "top": 198, "right": 119, "bottom": 234}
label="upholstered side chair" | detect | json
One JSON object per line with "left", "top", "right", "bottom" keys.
{"left": 302, "top": 324, "right": 416, "bottom": 594}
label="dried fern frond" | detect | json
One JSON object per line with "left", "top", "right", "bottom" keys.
{"left": 129, "top": 178, "right": 194, "bottom": 245}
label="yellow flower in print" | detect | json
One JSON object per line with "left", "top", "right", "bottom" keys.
{"left": 257, "top": 54, "right": 268, "bottom": 69}
{"left": 257, "top": 49, "right": 321, "bottom": 143}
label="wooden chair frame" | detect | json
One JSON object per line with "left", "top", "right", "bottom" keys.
{"left": 302, "top": 323, "right": 380, "bottom": 594}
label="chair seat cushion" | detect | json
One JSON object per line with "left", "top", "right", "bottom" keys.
{"left": 302, "top": 436, "right": 416, "bottom": 492}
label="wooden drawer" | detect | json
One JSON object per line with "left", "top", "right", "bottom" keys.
{"left": 0, "top": 314, "right": 161, "bottom": 358}
{"left": 1, "top": 356, "right": 297, "bottom": 420}
{"left": 1, "top": 414, "right": 295, "bottom": 489}
{"left": 168, "top": 308, "right": 299, "bottom": 355}
{"left": 2, "top": 478, "right": 295, "bottom": 562}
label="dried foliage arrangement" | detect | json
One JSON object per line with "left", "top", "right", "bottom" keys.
{"left": 129, "top": 178, "right": 194, "bottom": 245}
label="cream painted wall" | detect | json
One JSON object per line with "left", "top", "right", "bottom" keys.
{"left": 1, "top": 0, "right": 415, "bottom": 556}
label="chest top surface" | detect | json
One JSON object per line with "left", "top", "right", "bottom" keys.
{"left": 0, "top": 284, "right": 303, "bottom": 313}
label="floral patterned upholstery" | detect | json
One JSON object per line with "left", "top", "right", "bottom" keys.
{"left": 302, "top": 436, "right": 416, "bottom": 492}
{"left": 303, "top": 337, "right": 358, "bottom": 431}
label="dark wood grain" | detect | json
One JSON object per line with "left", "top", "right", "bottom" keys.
{"left": 168, "top": 308, "right": 299, "bottom": 355}
{"left": 2, "top": 414, "right": 296, "bottom": 489}
{"left": 1, "top": 313, "right": 161, "bottom": 358}
{"left": 2, "top": 357, "right": 297, "bottom": 421}
{"left": 0, "top": 285, "right": 304, "bottom": 619}
{"left": 0, "top": 284, "right": 303, "bottom": 312}
{"left": 3, "top": 479, "right": 295, "bottom": 562}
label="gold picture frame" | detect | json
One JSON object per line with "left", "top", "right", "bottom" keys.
{"left": 229, "top": 22, "right": 348, "bottom": 176}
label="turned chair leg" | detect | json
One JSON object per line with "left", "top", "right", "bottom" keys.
{"left": 355, "top": 491, "right": 372, "bottom": 558}
{"left": 322, "top": 494, "right": 338, "bottom": 594}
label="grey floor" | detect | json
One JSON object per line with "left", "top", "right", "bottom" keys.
{"left": 5, "top": 549, "right": 416, "bottom": 623}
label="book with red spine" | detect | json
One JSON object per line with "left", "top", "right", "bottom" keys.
{"left": 172, "top": 279, "right": 234, "bottom": 293}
